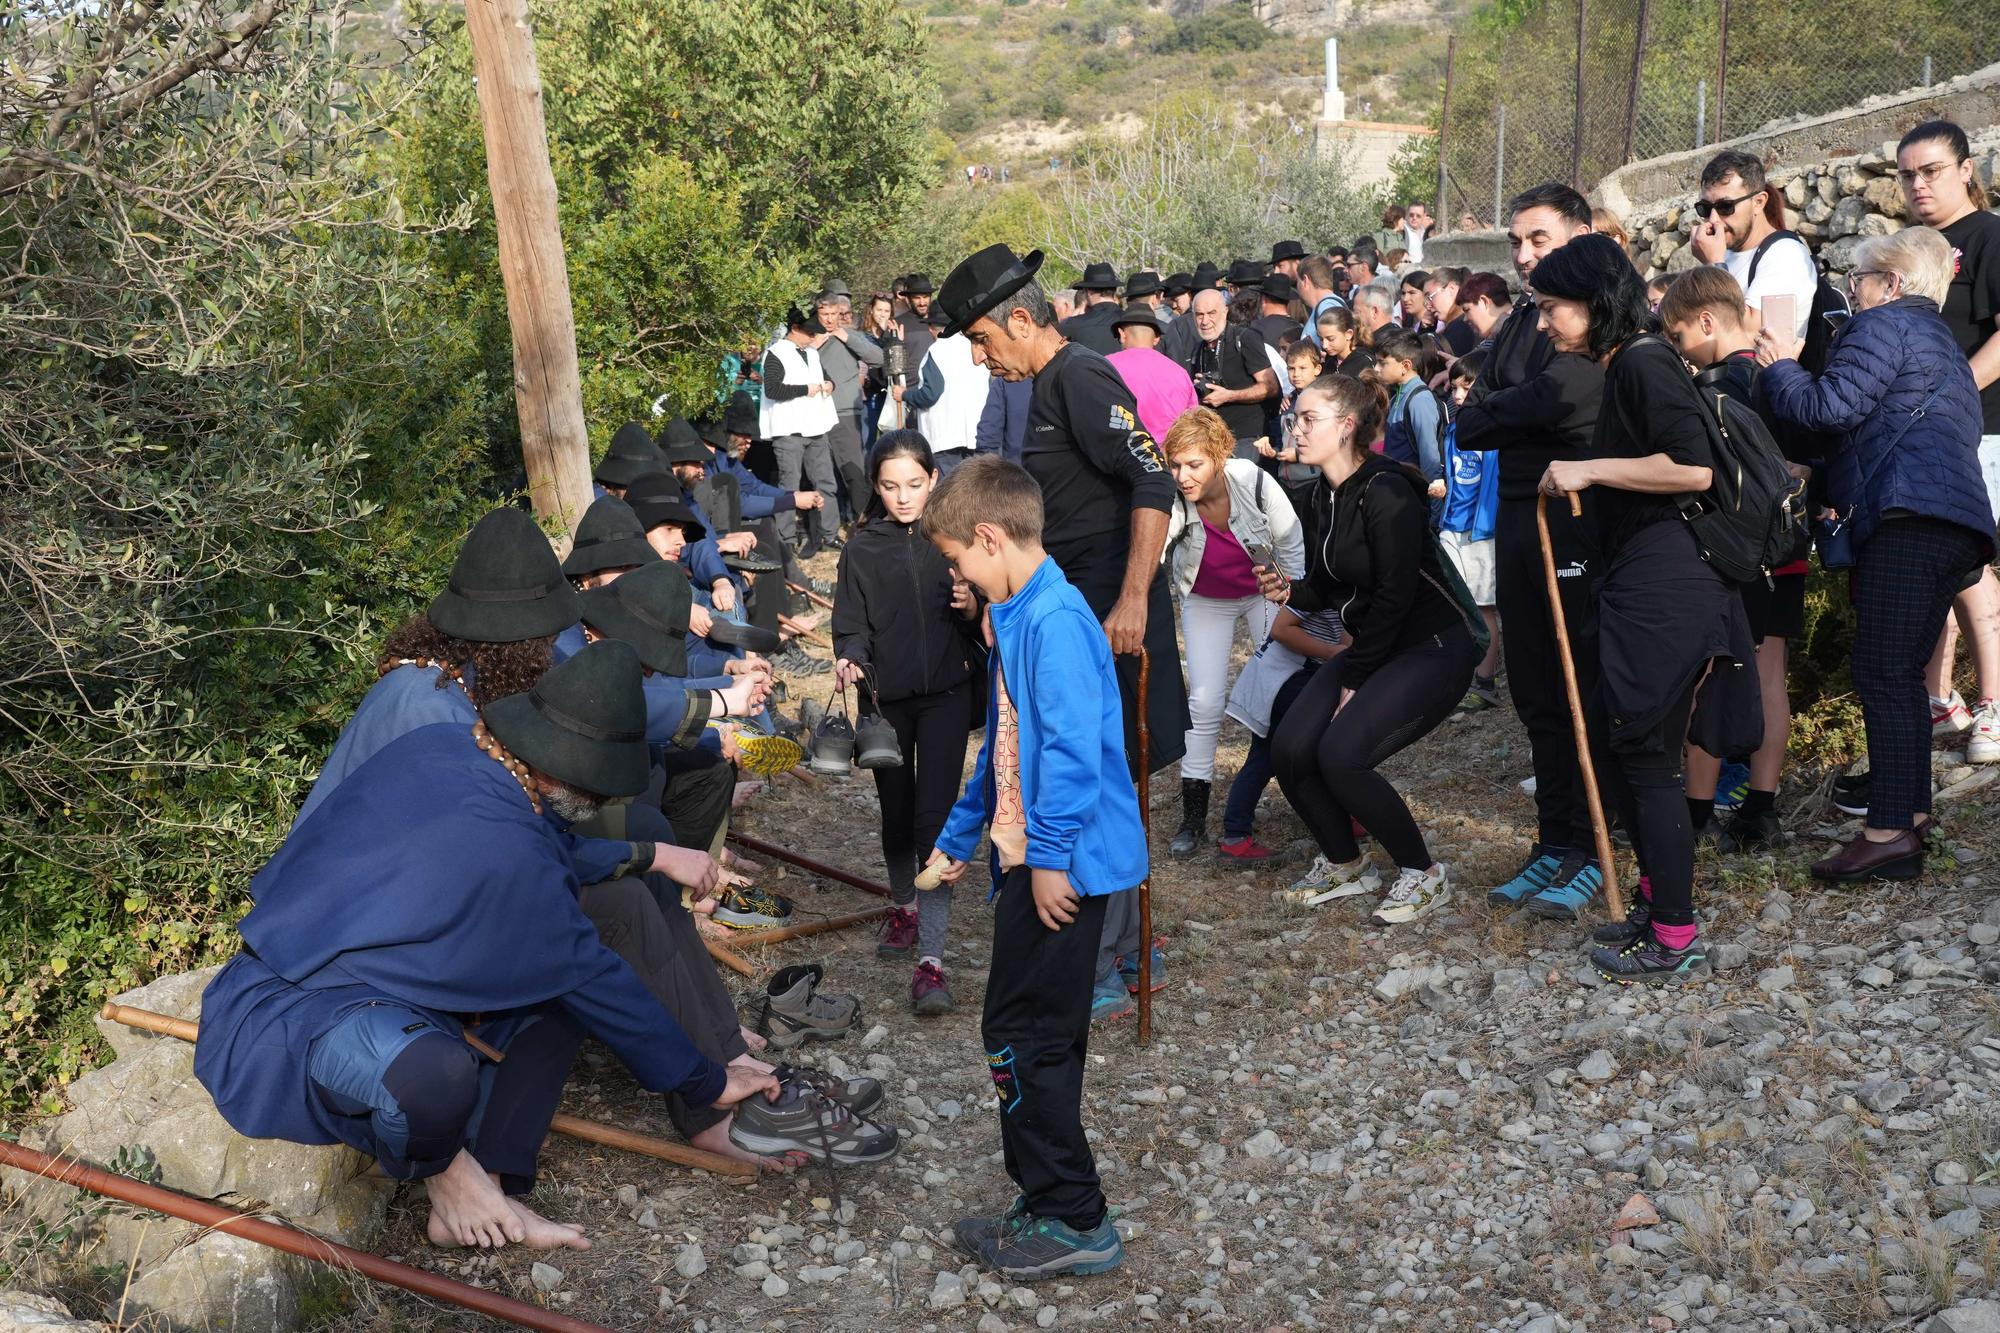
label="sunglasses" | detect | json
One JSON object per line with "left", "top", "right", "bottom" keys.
{"left": 1694, "top": 190, "right": 1762, "bottom": 220}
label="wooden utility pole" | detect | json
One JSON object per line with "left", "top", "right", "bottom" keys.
{"left": 464, "top": 0, "right": 593, "bottom": 544}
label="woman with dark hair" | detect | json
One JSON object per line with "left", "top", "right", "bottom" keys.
{"left": 1315, "top": 306, "right": 1376, "bottom": 379}
{"left": 1263, "top": 374, "right": 1485, "bottom": 924}
{"left": 831, "top": 430, "right": 982, "bottom": 1013}
{"left": 1530, "top": 233, "right": 1759, "bottom": 983}
{"left": 861, "top": 293, "right": 903, "bottom": 453}
{"left": 1399, "top": 271, "right": 1431, "bottom": 331}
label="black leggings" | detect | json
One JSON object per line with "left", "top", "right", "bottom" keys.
{"left": 871, "top": 686, "right": 972, "bottom": 902}
{"left": 1273, "top": 622, "right": 1478, "bottom": 869}
{"left": 1588, "top": 679, "right": 1698, "bottom": 927}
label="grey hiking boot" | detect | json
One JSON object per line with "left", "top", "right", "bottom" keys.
{"left": 950, "top": 1195, "right": 1027, "bottom": 1257}
{"left": 752, "top": 963, "right": 860, "bottom": 1050}
{"left": 975, "top": 1211, "right": 1124, "bottom": 1280}
{"left": 727, "top": 1080, "right": 898, "bottom": 1166}
{"left": 776, "top": 1064, "right": 883, "bottom": 1117}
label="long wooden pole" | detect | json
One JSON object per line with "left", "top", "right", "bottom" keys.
{"left": 1534, "top": 494, "right": 1625, "bottom": 920}
{"left": 0, "top": 1141, "right": 614, "bottom": 1333}
{"left": 464, "top": 0, "right": 594, "bottom": 543}
{"left": 725, "top": 832, "right": 892, "bottom": 898}
{"left": 725, "top": 906, "right": 890, "bottom": 948}
{"left": 98, "top": 1004, "right": 757, "bottom": 1178}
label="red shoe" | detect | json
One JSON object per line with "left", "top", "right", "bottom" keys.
{"left": 1217, "top": 835, "right": 1277, "bottom": 861}
{"left": 1352, "top": 817, "right": 1369, "bottom": 842}
{"left": 877, "top": 906, "right": 917, "bottom": 957}
{"left": 911, "top": 961, "right": 953, "bottom": 1015}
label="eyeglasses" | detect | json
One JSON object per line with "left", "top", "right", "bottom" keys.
{"left": 1693, "top": 190, "right": 1762, "bottom": 220}
{"left": 1847, "top": 269, "right": 1896, "bottom": 292}
{"left": 1896, "top": 159, "right": 1962, "bottom": 188}
{"left": 1282, "top": 409, "right": 1339, "bottom": 434}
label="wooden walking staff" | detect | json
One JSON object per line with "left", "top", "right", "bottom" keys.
{"left": 97, "top": 1003, "right": 758, "bottom": 1179}
{"left": 1134, "top": 647, "right": 1154, "bottom": 1045}
{"left": 1535, "top": 492, "right": 1626, "bottom": 921}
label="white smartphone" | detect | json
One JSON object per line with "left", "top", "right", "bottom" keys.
{"left": 1761, "top": 293, "right": 1798, "bottom": 338}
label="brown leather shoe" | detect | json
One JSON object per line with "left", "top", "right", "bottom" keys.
{"left": 1811, "top": 827, "right": 1926, "bottom": 882}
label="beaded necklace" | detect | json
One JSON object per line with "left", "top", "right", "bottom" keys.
{"left": 472, "top": 719, "right": 542, "bottom": 814}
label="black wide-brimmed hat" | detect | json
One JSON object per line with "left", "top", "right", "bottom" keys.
{"left": 903, "top": 272, "right": 935, "bottom": 296}
{"left": 625, "top": 475, "right": 708, "bottom": 541}
{"left": 1112, "top": 305, "right": 1164, "bottom": 333}
{"left": 428, "top": 507, "right": 581, "bottom": 644}
{"left": 1270, "top": 239, "right": 1308, "bottom": 263}
{"left": 820, "top": 278, "right": 852, "bottom": 300}
{"left": 1124, "top": 270, "right": 1163, "bottom": 299}
{"left": 1259, "top": 272, "right": 1300, "bottom": 304}
{"left": 722, "top": 393, "right": 759, "bottom": 439}
{"left": 1225, "top": 258, "right": 1266, "bottom": 287}
{"left": 1190, "top": 261, "right": 1225, "bottom": 289}
{"left": 576, "top": 558, "right": 691, "bottom": 678}
{"left": 1075, "top": 261, "right": 1120, "bottom": 292}
{"left": 938, "top": 244, "right": 1046, "bottom": 339}
{"left": 1163, "top": 272, "right": 1193, "bottom": 296}
{"left": 484, "top": 639, "right": 649, "bottom": 799}
{"left": 595, "top": 420, "right": 667, "bottom": 488}
{"left": 562, "top": 495, "right": 661, "bottom": 579}
{"left": 656, "top": 418, "right": 710, "bottom": 467}
{"left": 695, "top": 417, "right": 730, "bottom": 451}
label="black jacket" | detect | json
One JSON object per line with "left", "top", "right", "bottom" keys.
{"left": 831, "top": 516, "right": 980, "bottom": 704}
{"left": 1455, "top": 298, "right": 1605, "bottom": 500}
{"left": 1060, "top": 301, "right": 1123, "bottom": 356}
{"left": 1286, "top": 453, "right": 1471, "bottom": 687}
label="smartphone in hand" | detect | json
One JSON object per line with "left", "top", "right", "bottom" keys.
{"left": 1245, "top": 543, "right": 1275, "bottom": 569}
{"left": 1761, "top": 293, "right": 1797, "bottom": 338}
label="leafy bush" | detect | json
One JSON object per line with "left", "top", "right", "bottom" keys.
{"left": 1152, "top": 8, "right": 1273, "bottom": 56}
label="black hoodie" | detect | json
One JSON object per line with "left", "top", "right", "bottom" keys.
{"left": 1286, "top": 453, "right": 1474, "bottom": 687}
{"left": 831, "top": 516, "right": 981, "bottom": 704}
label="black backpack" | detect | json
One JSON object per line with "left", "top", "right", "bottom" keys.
{"left": 1746, "top": 230, "right": 1849, "bottom": 376}
{"left": 1630, "top": 336, "right": 1804, "bottom": 583}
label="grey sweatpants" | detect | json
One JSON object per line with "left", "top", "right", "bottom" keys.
{"left": 772, "top": 432, "right": 837, "bottom": 547}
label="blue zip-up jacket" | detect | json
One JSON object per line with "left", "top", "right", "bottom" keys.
{"left": 934, "top": 557, "right": 1148, "bottom": 895}
{"left": 709, "top": 445, "right": 796, "bottom": 521}
{"left": 1760, "top": 295, "right": 1994, "bottom": 553}
{"left": 552, "top": 625, "right": 721, "bottom": 754}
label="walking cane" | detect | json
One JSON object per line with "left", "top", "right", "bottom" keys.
{"left": 1535, "top": 491, "right": 1626, "bottom": 922}
{"left": 1134, "top": 648, "right": 1154, "bottom": 1045}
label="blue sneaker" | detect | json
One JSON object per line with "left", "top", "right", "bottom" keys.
{"left": 1713, "top": 760, "right": 1751, "bottom": 812}
{"left": 976, "top": 1212, "right": 1125, "bottom": 1280}
{"left": 1486, "top": 845, "right": 1562, "bottom": 906}
{"left": 1527, "top": 851, "right": 1603, "bottom": 921}
{"left": 1090, "top": 972, "right": 1135, "bottom": 1023}
{"left": 1117, "top": 941, "right": 1167, "bottom": 995}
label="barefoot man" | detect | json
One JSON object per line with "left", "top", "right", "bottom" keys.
{"left": 195, "top": 642, "right": 779, "bottom": 1250}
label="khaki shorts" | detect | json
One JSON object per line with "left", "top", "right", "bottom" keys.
{"left": 1440, "top": 529, "right": 1497, "bottom": 608}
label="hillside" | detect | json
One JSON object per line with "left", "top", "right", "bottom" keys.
{"left": 911, "top": 0, "right": 1461, "bottom": 167}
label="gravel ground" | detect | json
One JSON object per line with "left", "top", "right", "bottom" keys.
{"left": 309, "top": 576, "right": 2000, "bottom": 1333}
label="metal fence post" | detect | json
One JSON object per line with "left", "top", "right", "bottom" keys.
{"left": 1715, "top": 0, "right": 1730, "bottom": 143}
{"left": 1437, "top": 34, "right": 1456, "bottom": 225}
{"left": 1571, "top": 0, "right": 1587, "bottom": 188}
{"left": 1494, "top": 104, "right": 1506, "bottom": 228}
{"left": 1695, "top": 78, "right": 1706, "bottom": 150}
{"left": 1923, "top": 54, "right": 1933, "bottom": 87}
{"left": 1622, "top": 0, "right": 1650, "bottom": 164}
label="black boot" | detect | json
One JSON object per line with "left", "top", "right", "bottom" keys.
{"left": 1169, "top": 778, "right": 1210, "bottom": 858}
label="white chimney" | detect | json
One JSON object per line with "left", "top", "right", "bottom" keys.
{"left": 1322, "top": 38, "right": 1347, "bottom": 122}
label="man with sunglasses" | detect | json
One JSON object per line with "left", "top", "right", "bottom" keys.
{"left": 1689, "top": 150, "right": 1817, "bottom": 342}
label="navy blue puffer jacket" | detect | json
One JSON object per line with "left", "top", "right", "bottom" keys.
{"left": 1760, "top": 295, "right": 1993, "bottom": 553}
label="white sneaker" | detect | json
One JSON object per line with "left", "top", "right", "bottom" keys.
{"left": 1932, "top": 691, "right": 1973, "bottom": 737}
{"left": 1372, "top": 863, "right": 1452, "bottom": 925}
{"left": 1279, "top": 854, "right": 1382, "bottom": 906}
{"left": 1971, "top": 699, "right": 2000, "bottom": 764}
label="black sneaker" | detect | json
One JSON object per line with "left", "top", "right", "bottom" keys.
{"left": 1590, "top": 896, "right": 1651, "bottom": 947}
{"left": 1831, "top": 771, "right": 1869, "bottom": 817}
{"left": 772, "top": 643, "right": 832, "bottom": 677}
{"left": 975, "top": 1212, "right": 1124, "bottom": 1280}
{"left": 1717, "top": 807, "right": 1781, "bottom": 853}
{"left": 950, "top": 1194, "right": 1027, "bottom": 1258}
{"left": 1591, "top": 929, "right": 1710, "bottom": 986}
{"left": 727, "top": 1081, "right": 898, "bottom": 1166}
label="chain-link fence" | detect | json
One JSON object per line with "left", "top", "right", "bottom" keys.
{"left": 1435, "top": 0, "right": 2000, "bottom": 228}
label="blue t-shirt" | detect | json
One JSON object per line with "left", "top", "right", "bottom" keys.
{"left": 1439, "top": 419, "right": 1499, "bottom": 540}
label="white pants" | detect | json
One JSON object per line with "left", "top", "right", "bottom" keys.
{"left": 1180, "top": 592, "right": 1280, "bottom": 781}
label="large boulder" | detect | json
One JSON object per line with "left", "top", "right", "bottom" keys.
{"left": 0, "top": 1292, "right": 108, "bottom": 1332}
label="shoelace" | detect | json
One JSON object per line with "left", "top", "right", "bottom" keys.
{"left": 1386, "top": 873, "right": 1423, "bottom": 903}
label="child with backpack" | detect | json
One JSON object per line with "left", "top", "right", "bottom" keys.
{"left": 1433, "top": 351, "right": 1504, "bottom": 709}
{"left": 831, "top": 430, "right": 982, "bottom": 1015}
{"left": 1659, "top": 267, "right": 1808, "bottom": 853}
{"left": 1374, "top": 328, "right": 1446, "bottom": 519}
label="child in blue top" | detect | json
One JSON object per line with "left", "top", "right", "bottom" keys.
{"left": 919, "top": 456, "right": 1141, "bottom": 1283}
{"left": 1433, "top": 350, "right": 1503, "bottom": 708}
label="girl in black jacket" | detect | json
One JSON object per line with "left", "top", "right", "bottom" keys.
{"left": 833, "top": 431, "right": 982, "bottom": 1015}
{"left": 1266, "top": 374, "right": 1483, "bottom": 925}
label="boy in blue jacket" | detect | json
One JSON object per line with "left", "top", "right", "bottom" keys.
{"left": 918, "top": 456, "right": 1142, "bottom": 1281}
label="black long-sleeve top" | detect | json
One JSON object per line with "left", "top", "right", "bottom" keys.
{"left": 1454, "top": 298, "right": 1605, "bottom": 500}
{"left": 831, "top": 517, "right": 980, "bottom": 704}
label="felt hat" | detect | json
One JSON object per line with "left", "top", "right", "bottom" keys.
{"left": 1124, "top": 269, "right": 1163, "bottom": 299}
{"left": 1225, "top": 258, "right": 1266, "bottom": 287}
{"left": 656, "top": 418, "right": 711, "bottom": 467}
{"left": 1259, "top": 272, "right": 1300, "bottom": 304}
{"left": 428, "top": 507, "right": 581, "bottom": 644}
{"left": 902, "top": 272, "right": 936, "bottom": 296}
{"left": 484, "top": 640, "right": 650, "bottom": 800}
{"left": 1270, "top": 239, "right": 1308, "bottom": 264}
{"left": 562, "top": 495, "right": 662, "bottom": 579}
{"left": 820, "top": 278, "right": 852, "bottom": 300}
{"left": 595, "top": 420, "right": 667, "bottom": 488}
{"left": 1163, "top": 272, "right": 1193, "bottom": 296}
{"left": 1111, "top": 305, "right": 1164, "bottom": 333}
{"left": 923, "top": 306, "right": 948, "bottom": 329}
{"left": 722, "top": 393, "right": 759, "bottom": 439}
{"left": 625, "top": 475, "right": 708, "bottom": 541}
{"left": 576, "top": 558, "right": 691, "bottom": 678}
{"left": 1074, "top": 261, "right": 1120, "bottom": 292}
{"left": 695, "top": 417, "right": 729, "bottom": 451}
{"left": 937, "top": 244, "right": 1046, "bottom": 339}
{"left": 1190, "top": 261, "right": 1225, "bottom": 290}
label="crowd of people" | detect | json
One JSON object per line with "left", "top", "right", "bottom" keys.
{"left": 183, "top": 121, "right": 1998, "bottom": 1286}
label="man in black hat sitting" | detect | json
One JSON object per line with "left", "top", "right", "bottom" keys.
{"left": 935, "top": 243, "right": 1191, "bottom": 1020}
{"left": 1059, "top": 263, "right": 1124, "bottom": 356}
{"left": 1269, "top": 239, "right": 1308, "bottom": 282}
{"left": 196, "top": 642, "right": 782, "bottom": 1251}
{"left": 594, "top": 421, "right": 667, "bottom": 499}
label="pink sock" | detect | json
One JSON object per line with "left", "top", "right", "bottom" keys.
{"left": 1637, "top": 874, "right": 1653, "bottom": 903}
{"left": 1653, "top": 921, "right": 1698, "bottom": 952}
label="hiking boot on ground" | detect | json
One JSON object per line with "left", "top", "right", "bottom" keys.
{"left": 775, "top": 1064, "right": 884, "bottom": 1117}
{"left": 1279, "top": 854, "right": 1380, "bottom": 906}
{"left": 753, "top": 963, "right": 860, "bottom": 1050}
{"left": 877, "top": 906, "right": 918, "bottom": 958}
{"left": 911, "top": 960, "right": 953, "bottom": 1016}
{"left": 1089, "top": 972, "right": 1134, "bottom": 1023}
{"left": 711, "top": 884, "right": 794, "bottom": 929}
{"left": 1486, "top": 846, "right": 1561, "bottom": 906}
{"left": 1526, "top": 851, "right": 1603, "bottom": 921}
{"left": 1717, "top": 807, "right": 1781, "bottom": 853}
{"left": 727, "top": 1081, "right": 898, "bottom": 1166}
{"left": 1590, "top": 880, "right": 1652, "bottom": 947}
{"left": 1168, "top": 778, "right": 1210, "bottom": 858}
{"left": 975, "top": 1212, "right": 1124, "bottom": 1281}
{"left": 772, "top": 643, "right": 832, "bottom": 677}
{"left": 1372, "top": 863, "right": 1451, "bottom": 925}
{"left": 1591, "top": 929, "right": 1711, "bottom": 986}
{"left": 950, "top": 1195, "right": 1027, "bottom": 1258}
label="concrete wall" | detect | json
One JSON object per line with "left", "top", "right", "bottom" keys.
{"left": 1315, "top": 120, "right": 1435, "bottom": 192}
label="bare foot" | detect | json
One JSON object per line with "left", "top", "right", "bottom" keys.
{"left": 730, "top": 1050, "right": 775, "bottom": 1076}
{"left": 425, "top": 1151, "right": 526, "bottom": 1249}
{"left": 504, "top": 1197, "right": 591, "bottom": 1251}
{"left": 732, "top": 780, "right": 764, "bottom": 808}
{"left": 739, "top": 1025, "right": 769, "bottom": 1054}
{"left": 722, "top": 848, "right": 764, "bottom": 875}
{"left": 691, "top": 1116, "right": 807, "bottom": 1172}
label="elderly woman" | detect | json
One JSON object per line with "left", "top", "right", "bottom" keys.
{"left": 1759, "top": 226, "right": 1994, "bottom": 881}
{"left": 1161, "top": 408, "right": 1305, "bottom": 857}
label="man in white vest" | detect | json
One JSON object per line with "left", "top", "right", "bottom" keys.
{"left": 759, "top": 309, "right": 842, "bottom": 556}
{"left": 895, "top": 320, "right": 992, "bottom": 475}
